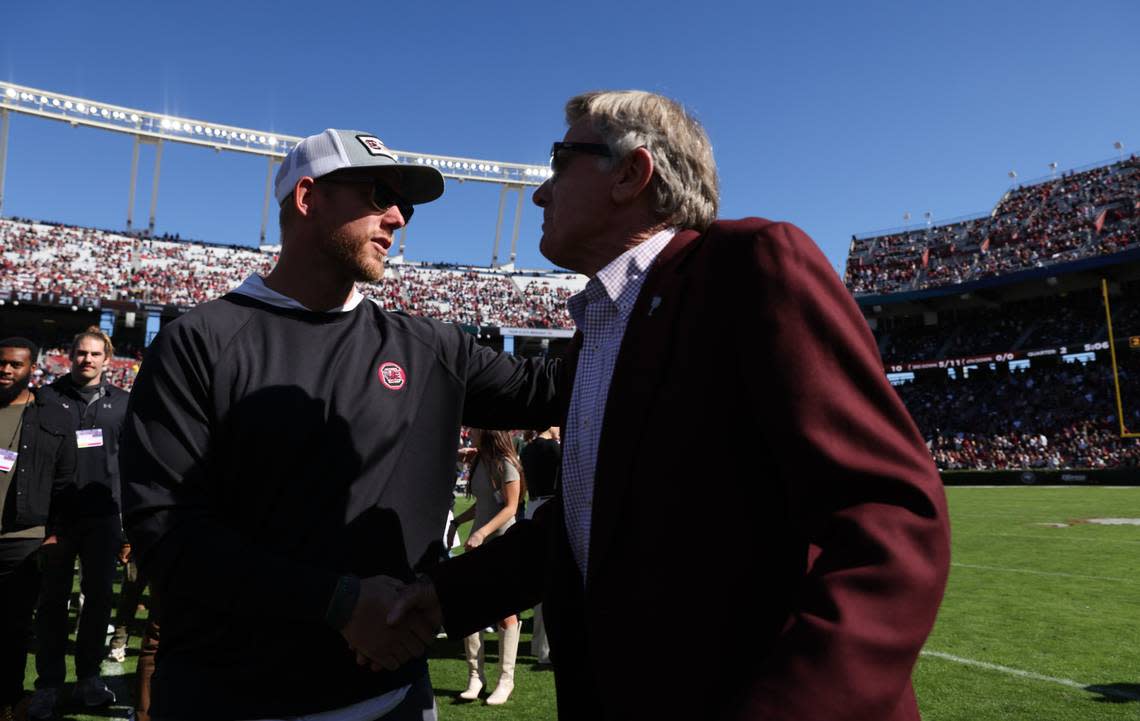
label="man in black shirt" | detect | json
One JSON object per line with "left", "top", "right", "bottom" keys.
{"left": 518, "top": 426, "right": 560, "bottom": 665}
{"left": 0, "top": 338, "right": 75, "bottom": 721}
{"left": 519, "top": 426, "right": 560, "bottom": 502}
{"left": 30, "top": 327, "right": 129, "bottom": 718}
{"left": 120, "top": 129, "right": 563, "bottom": 721}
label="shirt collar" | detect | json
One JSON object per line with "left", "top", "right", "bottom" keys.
{"left": 594, "top": 227, "right": 676, "bottom": 308}
{"left": 230, "top": 274, "right": 365, "bottom": 313}
{"left": 567, "top": 228, "right": 676, "bottom": 327}
{"left": 62, "top": 375, "right": 105, "bottom": 401}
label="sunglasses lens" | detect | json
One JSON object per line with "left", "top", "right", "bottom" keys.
{"left": 372, "top": 184, "right": 414, "bottom": 222}
{"left": 550, "top": 149, "right": 567, "bottom": 175}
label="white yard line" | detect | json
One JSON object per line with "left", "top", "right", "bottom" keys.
{"left": 921, "top": 650, "right": 1140, "bottom": 702}
{"left": 950, "top": 562, "right": 1133, "bottom": 583}
{"left": 981, "top": 532, "right": 1140, "bottom": 546}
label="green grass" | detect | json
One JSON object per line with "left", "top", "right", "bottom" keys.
{"left": 915, "top": 486, "right": 1140, "bottom": 720}
{"left": 25, "top": 489, "right": 1140, "bottom": 719}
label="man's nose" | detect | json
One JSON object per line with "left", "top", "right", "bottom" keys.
{"left": 532, "top": 179, "right": 551, "bottom": 208}
{"left": 384, "top": 205, "right": 407, "bottom": 229}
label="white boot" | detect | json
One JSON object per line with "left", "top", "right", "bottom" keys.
{"left": 458, "top": 632, "right": 485, "bottom": 700}
{"left": 486, "top": 621, "right": 520, "bottom": 705}
{"left": 531, "top": 603, "right": 550, "bottom": 665}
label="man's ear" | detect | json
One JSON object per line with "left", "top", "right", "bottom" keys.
{"left": 294, "top": 176, "right": 319, "bottom": 219}
{"left": 611, "top": 147, "right": 654, "bottom": 205}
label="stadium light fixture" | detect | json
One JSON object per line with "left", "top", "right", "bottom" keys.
{"left": 0, "top": 81, "right": 550, "bottom": 186}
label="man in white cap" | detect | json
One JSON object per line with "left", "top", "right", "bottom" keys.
{"left": 120, "top": 129, "right": 564, "bottom": 721}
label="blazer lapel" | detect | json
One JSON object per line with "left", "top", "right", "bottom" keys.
{"left": 559, "top": 331, "right": 583, "bottom": 430}
{"left": 585, "top": 229, "right": 701, "bottom": 585}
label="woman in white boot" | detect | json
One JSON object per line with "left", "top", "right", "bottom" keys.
{"left": 447, "top": 429, "right": 526, "bottom": 705}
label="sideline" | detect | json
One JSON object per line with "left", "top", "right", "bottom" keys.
{"left": 921, "top": 650, "right": 1140, "bottom": 702}
{"left": 947, "top": 485, "right": 1140, "bottom": 489}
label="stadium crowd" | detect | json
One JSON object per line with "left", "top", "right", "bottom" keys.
{"left": 396, "top": 267, "right": 575, "bottom": 328}
{"left": 896, "top": 360, "right": 1140, "bottom": 469}
{"left": 0, "top": 217, "right": 578, "bottom": 329}
{"left": 846, "top": 156, "right": 1140, "bottom": 294}
{"left": 878, "top": 289, "right": 1118, "bottom": 363}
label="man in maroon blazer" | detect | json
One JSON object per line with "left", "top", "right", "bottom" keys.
{"left": 391, "top": 90, "right": 951, "bottom": 720}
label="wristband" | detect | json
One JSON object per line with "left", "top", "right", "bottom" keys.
{"left": 324, "top": 574, "right": 361, "bottom": 631}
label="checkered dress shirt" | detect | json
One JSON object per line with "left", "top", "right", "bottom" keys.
{"left": 562, "top": 228, "right": 676, "bottom": 579}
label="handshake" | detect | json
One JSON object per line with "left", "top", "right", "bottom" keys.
{"left": 339, "top": 574, "right": 445, "bottom": 671}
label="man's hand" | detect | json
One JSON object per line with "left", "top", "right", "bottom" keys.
{"left": 387, "top": 577, "right": 443, "bottom": 646}
{"left": 41, "top": 535, "right": 58, "bottom": 546}
{"left": 341, "top": 575, "right": 437, "bottom": 672}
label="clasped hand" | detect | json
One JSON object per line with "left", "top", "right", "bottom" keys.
{"left": 341, "top": 575, "right": 443, "bottom": 672}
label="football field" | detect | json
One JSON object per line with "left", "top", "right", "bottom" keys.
{"left": 913, "top": 485, "right": 1140, "bottom": 720}
{"left": 24, "top": 487, "right": 1139, "bottom": 720}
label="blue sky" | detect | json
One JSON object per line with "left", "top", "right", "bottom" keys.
{"left": 2, "top": 0, "right": 1137, "bottom": 274}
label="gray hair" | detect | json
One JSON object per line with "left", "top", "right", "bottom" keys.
{"left": 565, "top": 90, "right": 719, "bottom": 231}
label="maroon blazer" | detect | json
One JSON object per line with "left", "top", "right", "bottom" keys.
{"left": 430, "top": 219, "right": 950, "bottom": 720}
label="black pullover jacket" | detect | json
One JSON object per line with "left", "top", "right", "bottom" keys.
{"left": 120, "top": 293, "right": 564, "bottom": 719}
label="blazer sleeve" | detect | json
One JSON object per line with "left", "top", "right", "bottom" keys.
{"left": 426, "top": 499, "right": 553, "bottom": 637}
{"left": 734, "top": 221, "right": 950, "bottom": 720}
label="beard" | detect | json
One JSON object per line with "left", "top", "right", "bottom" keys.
{"left": 320, "top": 225, "right": 384, "bottom": 283}
{"left": 0, "top": 375, "right": 29, "bottom": 406}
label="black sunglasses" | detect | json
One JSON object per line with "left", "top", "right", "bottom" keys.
{"left": 550, "top": 141, "right": 612, "bottom": 175}
{"left": 319, "top": 176, "right": 414, "bottom": 222}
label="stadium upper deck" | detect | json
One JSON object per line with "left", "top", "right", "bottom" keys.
{"left": 845, "top": 155, "right": 1140, "bottom": 296}
{"left": 0, "top": 217, "right": 584, "bottom": 330}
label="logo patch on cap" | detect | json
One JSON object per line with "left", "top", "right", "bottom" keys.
{"left": 356, "top": 135, "right": 391, "bottom": 157}
{"left": 378, "top": 361, "right": 407, "bottom": 390}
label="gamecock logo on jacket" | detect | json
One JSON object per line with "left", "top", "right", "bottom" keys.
{"left": 378, "top": 362, "right": 407, "bottom": 390}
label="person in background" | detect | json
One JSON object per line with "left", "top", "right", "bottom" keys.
{"left": 518, "top": 425, "right": 560, "bottom": 665}
{"left": 30, "top": 327, "right": 129, "bottom": 719}
{"left": 446, "top": 429, "right": 526, "bottom": 706}
{"left": 108, "top": 541, "right": 146, "bottom": 663}
{"left": 0, "top": 338, "right": 75, "bottom": 721}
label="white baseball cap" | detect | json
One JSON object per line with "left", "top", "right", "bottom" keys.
{"left": 274, "top": 129, "right": 444, "bottom": 206}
